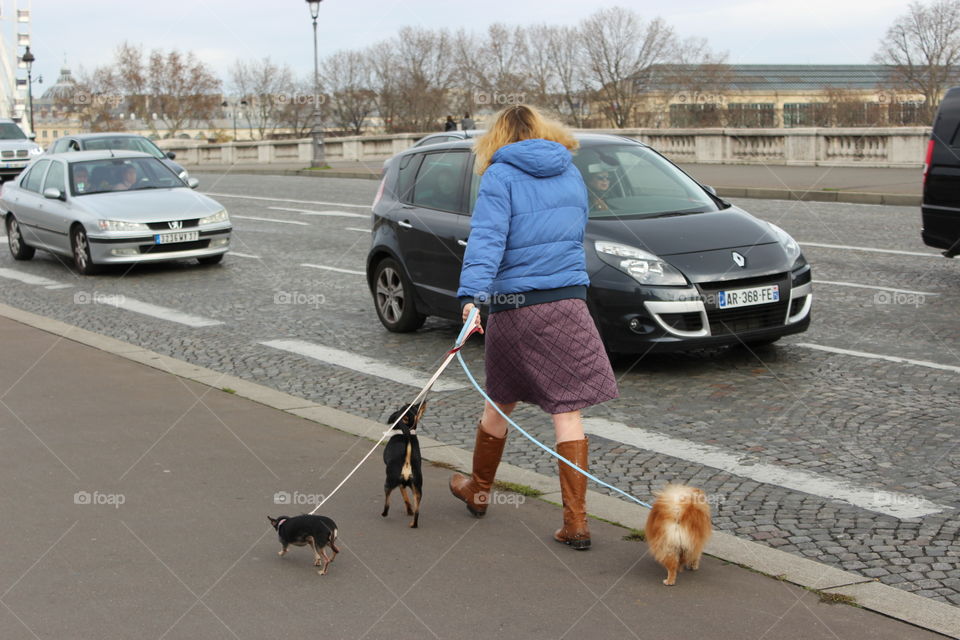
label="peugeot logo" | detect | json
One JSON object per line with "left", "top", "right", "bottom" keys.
{"left": 168, "top": 220, "right": 183, "bottom": 230}
{"left": 731, "top": 251, "right": 746, "bottom": 268}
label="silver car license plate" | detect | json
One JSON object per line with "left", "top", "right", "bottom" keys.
{"left": 155, "top": 231, "right": 199, "bottom": 245}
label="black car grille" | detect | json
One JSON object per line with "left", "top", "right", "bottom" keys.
{"left": 699, "top": 272, "right": 789, "bottom": 293}
{"left": 138, "top": 240, "right": 210, "bottom": 253}
{"left": 789, "top": 298, "right": 806, "bottom": 317}
{"left": 147, "top": 219, "right": 199, "bottom": 230}
{"left": 707, "top": 300, "right": 789, "bottom": 335}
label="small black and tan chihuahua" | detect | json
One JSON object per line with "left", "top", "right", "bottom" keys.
{"left": 268, "top": 514, "right": 340, "bottom": 575}
{"left": 382, "top": 402, "right": 426, "bottom": 528}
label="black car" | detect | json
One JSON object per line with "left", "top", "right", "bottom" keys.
{"left": 46, "top": 133, "right": 189, "bottom": 180}
{"left": 366, "top": 134, "right": 812, "bottom": 353}
{"left": 922, "top": 86, "right": 960, "bottom": 258}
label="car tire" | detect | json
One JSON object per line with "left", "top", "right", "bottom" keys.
{"left": 197, "top": 254, "right": 224, "bottom": 265}
{"left": 373, "top": 257, "right": 426, "bottom": 332}
{"left": 6, "top": 214, "right": 35, "bottom": 260}
{"left": 71, "top": 225, "right": 100, "bottom": 275}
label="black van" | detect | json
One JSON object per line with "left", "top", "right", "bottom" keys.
{"left": 922, "top": 87, "right": 960, "bottom": 257}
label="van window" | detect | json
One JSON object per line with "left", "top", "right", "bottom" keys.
{"left": 411, "top": 151, "right": 468, "bottom": 213}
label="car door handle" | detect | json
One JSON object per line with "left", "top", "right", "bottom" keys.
{"left": 398, "top": 220, "right": 413, "bottom": 229}
{"left": 457, "top": 239, "right": 468, "bottom": 246}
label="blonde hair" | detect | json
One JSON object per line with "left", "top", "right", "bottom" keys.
{"left": 473, "top": 105, "right": 578, "bottom": 175}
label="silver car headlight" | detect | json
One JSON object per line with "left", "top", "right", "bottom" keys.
{"left": 594, "top": 240, "right": 687, "bottom": 286}
{"left": 767, "top": 223, "right": 803, "bottom": 266}
{"left": 97, "top": 219, "right": 149, "bottom": 232}
{"left": 199, "top": 209, "right": 229, "bottom": 225}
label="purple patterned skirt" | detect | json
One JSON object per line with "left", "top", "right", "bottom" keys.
{"left": 484, "top": 298, "right": 619, "bottom": 414}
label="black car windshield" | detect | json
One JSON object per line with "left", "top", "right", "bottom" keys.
{"left": 69, "top": 157, "right": 185, "bottom": 196}
{"left": 0, "top": 122, "right": 27, "bottom": 140}
{"left": 572, "top": 144, "right": 720, "bottom": 219}
{"left": 82, "top": 136, "right": 166, "bottom": 159}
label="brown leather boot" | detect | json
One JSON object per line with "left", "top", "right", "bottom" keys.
{"left": 554, "top": 438, "right": 591, "bottom": 550}
{"left": 449, "top": 423, "right": 507, "bottom": 517}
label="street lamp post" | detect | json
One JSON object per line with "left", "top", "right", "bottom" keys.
{"left": 221, "top": 99, "right": 248, "bottom": 141}
{"left": 22, "top": 46, "right": 35, "bottom": 134}
{"left": 306, "top": 0, "right": 325, "bottom": 167}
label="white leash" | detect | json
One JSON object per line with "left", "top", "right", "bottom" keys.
{"left": 308, "top": 318, "right": 481, "bottom": 515}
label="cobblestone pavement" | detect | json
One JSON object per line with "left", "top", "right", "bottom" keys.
{"left": 1, "top": 173, "right": 957, "bottom": 605}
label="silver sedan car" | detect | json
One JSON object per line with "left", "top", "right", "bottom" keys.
{"left": 2, "top": 150, "right": 231, "bottom": 274}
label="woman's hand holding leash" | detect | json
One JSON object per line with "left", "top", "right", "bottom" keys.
{"left": 462, "top": 303, "right": 484, "bottom": 334}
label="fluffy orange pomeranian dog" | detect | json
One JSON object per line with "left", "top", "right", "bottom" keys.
{"left": 644, "top": 484, "right": 712, "bottom": 586}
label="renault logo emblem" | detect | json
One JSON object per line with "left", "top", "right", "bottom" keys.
{"left": 168, "top": 220, "right": 183, "bottom": 230}
{"left": 731, "top": 251, "right": 746, "bottom": 268}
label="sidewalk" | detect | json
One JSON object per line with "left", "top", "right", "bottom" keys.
{"left": 1, "top": 307, "right": 955, "bottom": 638}
{"left": 188, "top": 159, "right": 923, "bottom": 206}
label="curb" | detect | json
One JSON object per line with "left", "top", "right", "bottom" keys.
{"left": 191, "top": 166, "right": 382, "bottom": 181}
{"left": 0, "top": 302, "right": 956, "bottom": 638}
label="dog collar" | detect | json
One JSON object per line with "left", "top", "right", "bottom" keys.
{"left": 391, "top": 429, "right": 416, "bottom": 435}
{"left": 277, "top": 518, "right": 287, "bottom": 529}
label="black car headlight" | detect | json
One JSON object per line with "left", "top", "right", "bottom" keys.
{"left": 768, "top": 222, "right": 805, "bottom": 269}
{"left": 594, "top": 240, "right": 687, "bottom": 286}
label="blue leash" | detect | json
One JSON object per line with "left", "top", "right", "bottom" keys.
{"left": 455, "top": 308, "right": 653, "bottom": 510}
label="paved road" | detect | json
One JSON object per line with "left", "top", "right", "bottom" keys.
{"left": 3, "top": 316, "right": 945, "bottom": 639}
{"left": 0, "top": 173, "right": 957, "bottom": 606}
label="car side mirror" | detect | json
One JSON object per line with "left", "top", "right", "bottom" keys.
{"left": 28, "top": 133, "right": 36, "bottom": 141}
{"left": 187, "top": 177, "right": 200, "bottom": 189}
{"left": 702, "top": 184, "right": 717, "bottom": 196}
{"left": 42, "top": 187, "right": 63, "bottom": 200}
{"left": 166, "top": 151, "right": 176, "bottom": 160}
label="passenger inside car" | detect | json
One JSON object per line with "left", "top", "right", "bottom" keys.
{"left": 113, "top": 165, "right": 138, "bottom": 191}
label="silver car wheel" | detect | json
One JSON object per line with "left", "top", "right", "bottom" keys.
{"left": 9, "top": 217, "right": 21, "bottom": 250}
{"left": 376, "top": 265, "right": 404, "bottom": 324}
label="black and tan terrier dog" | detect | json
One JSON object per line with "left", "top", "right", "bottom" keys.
{"left": 268, "top": 514, "right": 340, "bottom": 575}
{"left": 381, "top": 402, "right": 426, "bottom": 528}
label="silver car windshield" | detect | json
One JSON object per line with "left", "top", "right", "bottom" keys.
{"left": 573, "top": 144, "right": 720, "bottom": 219}
{"left": 70, "top": 157, "right": 185, "bottom": 196}
{"left": 0, "top": 123, "right": 27, "bottom": 140}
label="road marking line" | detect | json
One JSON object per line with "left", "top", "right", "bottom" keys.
{"left": 260, "top": 339, "right": 467, "bottom": 392}
{"left": 232, "top": 215, "right": 310, "bottom": 226}
{"left": 227, "top": 251, "right": 261, "bottom": 259}
{"left": 346, "top": 227, "right": 372, "bottom": 233}
{"left": 796, "top": 343, "right": 960, "bottom": 374}
{"left": 582, "top": 417, "right": 948, "bottom": 519}
{"left": 0, "top": 268, "right": 71, "bottom": 288}
{"left": 203, "top": 192, "right": 369, "bottom": 209}
{"left": 44, "top": 284, "right": 75, "bottom": 290}
{"left": 812, "top": 280, "right": 939, "bottom": 296}
{"left": 301, "top": 263, "right": 365, "bottom": 275}
{"left": 97, "top": 296, "right": 223, "bottom": 327}
{"left": 0, "top": 236, "right": 7, "bottom": 242}
{"left": 269, "top": 206, "right": 367, "bottom": 219}
{"left": 800, "top": 242, "right": 939, "bottom": 258}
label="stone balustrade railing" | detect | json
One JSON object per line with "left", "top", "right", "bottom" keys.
{"left": 158, "top": 127, "right": 931, "bottom": 168}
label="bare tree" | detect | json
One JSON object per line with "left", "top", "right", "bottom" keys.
{"left": 385, "top": 27, "right": 457, "bottom": 132}
{"left": 321, "top": 50, "right": 376, "bottom": 135}
{"left": 230, "top": 57, "right": 295, "bottom": 140}
{"left": 581, "top": 8, "right": 676, "bottom": 127}
{"left": 53, "top": 65, "right": 128, "bottom": 132}
{"left": 874, "top": 0, "right": 960, "bottom": 121}
{"left": 276, "top": 77, "right": 318, "bottom": 138}
{"left": 105, "top": 42, "right": 221, "bottom": 138}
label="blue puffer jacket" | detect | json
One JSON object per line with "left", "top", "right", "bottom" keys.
{"left": 457, "top": 139, "right": 589, "bottom": 304}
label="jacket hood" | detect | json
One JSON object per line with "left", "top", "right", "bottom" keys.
{"left": 492, "top": 139, "right": 571, "bottom": 178}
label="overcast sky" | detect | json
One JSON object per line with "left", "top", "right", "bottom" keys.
{"left": 24, "top": 0, "right": 914, "bottom": 87}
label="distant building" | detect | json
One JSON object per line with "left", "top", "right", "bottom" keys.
{"left": 622, "top": 64, "right": 930, "bottom": 128}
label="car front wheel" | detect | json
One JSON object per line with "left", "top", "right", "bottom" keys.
{"left": 373, "top": 257, "right": 425, "bottom": 332}
{"left": 71, "top": 225, "right": 100, "bottom": 275}
{"left": 6, "top": 214, "right": 35, "bottom": 260}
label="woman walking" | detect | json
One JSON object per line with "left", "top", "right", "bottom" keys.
{"left": 449, "top": 105, "right": 618, "bottom": 550}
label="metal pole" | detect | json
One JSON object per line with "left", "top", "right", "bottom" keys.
{"left": 311, "top": 13, "right": 325, "bottom": 167}
{"left": 232, "top": 106, "right": 237, "bottom": 141}
{"left": 27, "top": 69, "right": 34, "bottom": 133}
